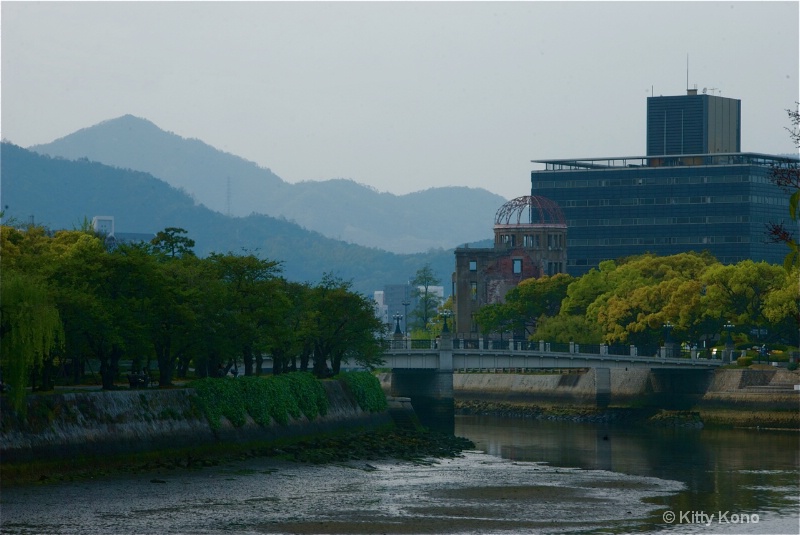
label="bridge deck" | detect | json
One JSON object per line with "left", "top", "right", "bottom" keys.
{"left": 382, "top": 349, "right": 722, "bottom": 370}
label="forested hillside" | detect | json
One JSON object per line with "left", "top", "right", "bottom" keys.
{"left": 0, "top": 142, "right": 456, "bottom": 295}
{"left": 30, "top": 115, "right": 505, "bottom": 253}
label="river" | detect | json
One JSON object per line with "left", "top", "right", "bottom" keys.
{"left": 1, "top": 415, "right": 798, "bottom": 534}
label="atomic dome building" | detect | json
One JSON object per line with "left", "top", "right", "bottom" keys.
{"left": 452, "top": 195, "right": 567, "bottom": 338}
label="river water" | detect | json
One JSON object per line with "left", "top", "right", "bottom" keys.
{"left": 1, "top": 415, "right": 798, "bottom": 534}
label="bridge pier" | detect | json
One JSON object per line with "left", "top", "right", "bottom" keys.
{"left": 595, "top": 367, "right": 611, "bottom": 408}
{"left": 389, "top": 334, "right": 454, "bottom": 433}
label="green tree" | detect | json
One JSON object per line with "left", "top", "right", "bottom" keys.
{"left": 147, "top": 254, "right": 204, "bottom": 386}
{"left": 306, "top": 274, "right": 384, "bottom": 377}
{"left": 207, "top": 252, "right": 282, "bottom": 376}
{"left": 266, "top": 280, "right": 311, "bottom": 375}
{"left": 45, "top": 230, "right": 130, "bottom": 390}
{"left": 0, "top": 269, "right": 63, "bottom": 411}
{"left": 534, "top": 314, "right": 603, "bottom": 344}
{"left": 700, "top": 260, "right": 787, "bottom": 345}
{"left": 503, "top": 273, "right": 573, "bottom": 337}
{"left": 762, "top": 267, "right": 799, "bottom": 344}
{"left": 410, "top": 263, "right": 441, "bottom": 331}
{"left": 150, "top": 227, "right": 196, "bottom": 259}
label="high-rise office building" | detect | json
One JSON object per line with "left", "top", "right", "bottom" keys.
{"left": 532, "top": 91, "right": 795, "bottom": 277}
{"left": 647, "top": 89, "right": 741, "bottom": 155}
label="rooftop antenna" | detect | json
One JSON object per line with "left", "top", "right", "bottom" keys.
{"left": 686, "top": 53, "right": 689, "bottom": 91}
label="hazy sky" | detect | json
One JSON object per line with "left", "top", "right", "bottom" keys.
{"left": 2, "top": 1, "right": 798, "bottom": 200}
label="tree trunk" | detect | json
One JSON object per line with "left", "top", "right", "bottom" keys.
{"left": 243, "top": 345, "right": 254, "bottom": 376}
{"left": 155, "top": 339, "right": 173, "bottom": 386}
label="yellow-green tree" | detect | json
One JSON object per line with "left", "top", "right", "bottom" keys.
{"left": 587, "top": 252, "right": 717, "bottom": 346}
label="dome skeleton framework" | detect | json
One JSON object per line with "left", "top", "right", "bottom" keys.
{"left": 494, "top": 195, "right": 566, "bottom": 228}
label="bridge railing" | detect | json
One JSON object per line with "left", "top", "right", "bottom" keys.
{"left": 381, "top": 337, "right": 725, "bottom": 364}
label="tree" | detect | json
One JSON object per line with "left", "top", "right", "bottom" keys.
{"left": 206, "top": 252, "right": 282, "bottom": 376}
{"left": 147, "top": 254, "right": 205, "bottom": 386}
{"left": 699, "top": 260, "right": 787, "bottom": 345}
{"left": 150, "top": 227, "right": 196, "bottom": 259}
{"left": 767, "top": 105, "right": 800, "bottom": 270}
{"left": 266, "top": 280, "right": 311, "bottom": 375}
{"left": 534, "top": 314, "right": 603, "bottom": 344}
{"left": 410, "top": 264, "right": 441, "bottom": 332}
{"left": 762, "top": 267, "right": 800, "bottom": 344}
{"left": 47, "top": 230, "right": 135, "bottom": 390}
{"left": 306, "top": 274, "right": 384, "bottom": 377}
{"left": 0, "top": 269, "right": 63, "bottom": 412}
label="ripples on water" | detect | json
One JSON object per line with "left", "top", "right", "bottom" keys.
{"left": 1, "top": 415, "right": 798, "bottom": 534}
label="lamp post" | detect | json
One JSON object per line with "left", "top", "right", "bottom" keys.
{"left": 724, "top": 321, "right": 734, "bottom": 363}
{"left": 393, "top": 312, "right": 403, "bottom": 336}
{"left": 441, "top": 310, "right": 452, "bottom": 334}
{"left": 401, "top": 300, "right": 410, "bottom": 337}
{"left": 663, "top": 321, "right": 673, "bottom": 358}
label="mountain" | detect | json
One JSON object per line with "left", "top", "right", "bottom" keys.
{"left": 29, "top": 115, "right": 507, "bottom": 253}
{"left": 0, "top": 143, "right": 460, "bottom": 296}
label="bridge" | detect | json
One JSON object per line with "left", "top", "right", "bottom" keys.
{"left": 375, "top": 334, "right": 722, "bottom": 432}
{"left": 382, "top": 338, "right": 723, "bottom": 371}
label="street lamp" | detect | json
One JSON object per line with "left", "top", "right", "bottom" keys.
{"left": 441, "top": 310, "right": 452, "bottom": 334}
{"left": 724, "top": 321, "right": 735, "bottom": 363}
{"left": 393, "top": 312, "right": 403, "bottom": 336}
{"left": 401, "top": 300, "right": 410, "bottom": 337}
{"left": 663, "top": 321, "right": 674, "bottom": 358}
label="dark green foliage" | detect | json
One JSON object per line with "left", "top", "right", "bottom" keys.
{"left": 275, "top": 372, "right": 328, "bottom": 420}
{"left": 190, "top": 373, "right": 330, "bottom": 430}
{"left": 337, "top": 371, "right": 388, "bottom": 412}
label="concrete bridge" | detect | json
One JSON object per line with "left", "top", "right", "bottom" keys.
{"left": 378, "top": 334, "right": 722, "bottom": 431}
{"left": 383, "top": 337, "right": 723, "bottom": 371}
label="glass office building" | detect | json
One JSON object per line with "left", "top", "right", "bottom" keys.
{"left": 531, "top": 91, "right": 796, "bottom": 276}
{"left": 531, "top": 153, "right": 795, "bottom": 277}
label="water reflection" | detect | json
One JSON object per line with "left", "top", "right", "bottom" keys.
{"left": 457, "top": 415, "right": 800, "bottom": 533}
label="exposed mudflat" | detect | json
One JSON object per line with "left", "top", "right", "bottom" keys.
{"left": 1, "top": 451, "right": 683, "bottom": 535}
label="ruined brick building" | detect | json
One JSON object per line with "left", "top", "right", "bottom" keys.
{"left": 452, "top": 195, "right": 567, "bottom": 338}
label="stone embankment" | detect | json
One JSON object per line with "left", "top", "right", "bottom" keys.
{"left": 381, "top": 368, "right": 799, "bottom": 428}
{"left": 1, "top": 381, "right": 393, "bottom": 465}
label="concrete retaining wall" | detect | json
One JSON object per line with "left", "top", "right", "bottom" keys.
{"left": 1, "top": 382, "right": 392, "bottom": 464}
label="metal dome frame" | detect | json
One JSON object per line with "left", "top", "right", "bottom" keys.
{"left": 494, "top": 196, "right": 566, "bottom": 227}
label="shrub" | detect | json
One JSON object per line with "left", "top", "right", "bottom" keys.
{"left": 736, "top": 356, "right": 753, "bottom": 367}
{"left": 337, "top": 371, "right": 387, "bottom": 412}
{"left": 190, "top": 372, "right": 329, "bottom": 430}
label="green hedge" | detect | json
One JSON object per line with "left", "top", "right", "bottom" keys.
{"left": 336, "top": 371, "right": 388, "bottom": 413}
{"left": 190, "top": 372, "right": 328, "bottom": 430}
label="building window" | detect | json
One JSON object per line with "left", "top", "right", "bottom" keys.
{"left": 523, "top": 235, "right": 540, "bottom": 248}
{"left": 469, "top": 260, "right": 477, "bottom": 271}
{"left": 512, "top": 258, "right": 522, "bottom": 274}
{"left": 470, "top": 282, "right": 477, "bottom": 301}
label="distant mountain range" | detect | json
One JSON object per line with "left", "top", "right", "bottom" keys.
{"left": 2, "top": 142, "right": 493, "bottom": 295}
{"left": 29, "top": 115, "right": 508, "bottom": 254}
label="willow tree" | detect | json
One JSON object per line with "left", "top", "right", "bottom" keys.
{"left": 0, "top": 270, "right": 63, "bottom": 412}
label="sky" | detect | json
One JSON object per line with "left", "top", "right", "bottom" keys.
{"left": 2, "top": 1, "right": 798, "bottom": 200}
